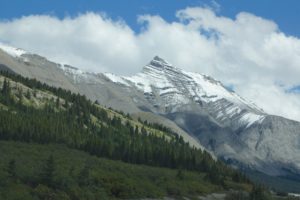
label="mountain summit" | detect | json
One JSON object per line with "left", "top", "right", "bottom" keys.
{"left": 149, "top": 56, "right": 172, "bottom": 68}
{"left": 0, "top": 45, "right": 299, "bottom": 181}
{"left": 107, "top": 56, "right": 266, "bottom": 129}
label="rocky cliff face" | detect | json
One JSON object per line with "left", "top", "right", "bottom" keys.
{"left": 0, "top": 43, "right": 299, "bottom": 177}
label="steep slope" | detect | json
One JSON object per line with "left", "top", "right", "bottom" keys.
{"left": 0, "top": 43, "right": 299, "bottom": 179}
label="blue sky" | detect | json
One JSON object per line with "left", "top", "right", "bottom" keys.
{"left": 1, "top": 0, "right": 300, "bottom": 37}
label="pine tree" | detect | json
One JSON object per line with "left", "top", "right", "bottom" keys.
{"left": 56, "top": 97, "right": 60, "bottom": 108}
{"left": 33, "top": 89, "right": 37, "bottom": 97}
{"left": 250, "top": 185, "right": 271, "bottom": 200}
{"left": 1, "top": 78, "right": 10, "bottom": 96}
{"left": 40, "top": 155, "right": 56, "bottom": 187}
{"left": 25, "top": 89, "right": 31, "bottom": 99}
{"left": 176, "top": 168, "right": 184, "bottom": 180}
{"left": 7, "top": 159, "right": 16, "bottom": 178}
{"left": 18, "top": 88, "right": 23, "bottom": 104}
{"left": 78, "top": 161, "right": 90, "bottom": 186}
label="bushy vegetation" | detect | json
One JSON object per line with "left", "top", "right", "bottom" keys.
{"left": 0, "top": 141, "right": 221, "bottom": 199}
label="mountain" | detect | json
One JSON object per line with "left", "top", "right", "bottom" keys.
{"left": 0, "top": 43, "right": 299, "bottom": 183}
{"left": 0, "top": 68, "right": 253, "bottom": 199}
{"left": 105, "top": 56, "right": 300, "bottom": 177}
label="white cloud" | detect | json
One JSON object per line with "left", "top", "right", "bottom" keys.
{"left": 0, "top": 13, "right": 140, "bottom": 74}
{"left": 0, "top": 8, "right": 300, "bottom": 121}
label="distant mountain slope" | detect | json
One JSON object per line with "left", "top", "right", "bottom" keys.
{"left": 0, "top": 43, "right": 299, "bottom": 180}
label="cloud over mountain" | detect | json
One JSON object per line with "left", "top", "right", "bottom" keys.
{"left": 0, "top": 7, "right": 300, "bottom": 121}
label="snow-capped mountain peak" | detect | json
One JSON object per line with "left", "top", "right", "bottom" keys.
{"left": 149, "top": 56, "right": 173, "bottom": 68}
{"left": 106, "top": 56, "right": 266, "bottom": 129}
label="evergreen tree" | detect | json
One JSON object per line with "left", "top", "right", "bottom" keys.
{"left": 17, "top": 88, "right": 23, "bottom": 104}
{"left": 40, "top": 155, "right": 56, "bottom": 187}
{"left": 250, "top": 185, "right": 271, "bottom": 200}
{"left": 7, "top": 159, "right": 16, "bottom": 178}
{"left": 176, "top": 168, "right": 184, "bottom": 180}
{"left": 78, "top": 161, "right": 91, "bottom": 186}
{"left": 56, "top": 97, "right": 60, "bottom": 108}
{"left": 25, "top": 89, "right": 31, "bottom": 99}
{"left": 33, "top": 89, "right": 37, "bottom": 97}
{"left": 1, "top": 78, "right": 10, "bottom": 95}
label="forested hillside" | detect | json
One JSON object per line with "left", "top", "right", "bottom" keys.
{"left": 0, "top": 71, "right": 274, "bottom": 199}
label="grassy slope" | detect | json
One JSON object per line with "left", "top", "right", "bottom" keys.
{"left": 0, "top": 141, "right": 233, "bottom": 200}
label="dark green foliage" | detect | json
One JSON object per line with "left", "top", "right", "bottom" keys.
{"left": 1, "top": 78, "right": 11, "bottom": 105}
{"left": 78, "top": 161, "right": 91, "bottom": 186}
{"left": 1, "top": 78, "right": 10, "bottom": 96}
{"left": 25, "top": 89, "right": 31, "bottom": 99}
{"left": 250, "top": 185, "right": 272, "bottom": 200}
{"left": 7, "top": 159, "right": 16, "bottom": 178}
{"left": 205, "top": 164, "right": 225, "bottom": 185}
{"left": 176, "top": 168, "right": 184, "bottom": 180}
{"left": 0, "top": 141, "right": 226, "bottom": 199}
{"left": 246, "top": 170, "right": 300, "bottom": 194}
{"left": 233, "top": 171, "right": 249, "bottom": 183}
{"left": 40, "top": 155, "right": 56, "bottom": 187}
{"left": 56, "top": 97, "right": 60, "bottom": 108}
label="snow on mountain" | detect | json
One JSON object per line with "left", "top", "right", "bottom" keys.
{"left": 104, "top": 73, "right": 130, "bottom": 86}
{"left": 57, "top": 64, "right": 88, "bottom": 83}
{"left": 59, "top": 64, "right": 84, "bottom": 75}
{"left": 103, "top": 56, "right": 266, "bottom": 129}
{"left": 0, "top": 42, "right": 27, "bottom": 57}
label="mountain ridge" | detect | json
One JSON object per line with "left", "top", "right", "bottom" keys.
{"left": 102, "top": 56, "right": 268, "bottom": 136}
{"left": 0, "top": 43, "right": 299, "bottom": 180}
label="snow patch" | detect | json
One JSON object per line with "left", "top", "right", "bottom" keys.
{"left": 239, "top": 113, "right": 265, "bottom": 128}
{"left": 124, "top": 65, "right": 173, "bottom": 94}
{"left": 0, "top": 42, "right": 26, "bottom": 57}
{"left": 104, "top": 73, "right": 129, "bottom": 86}
{"left": 60, "top": 64, "right": 84, "bottom": 75}
{"left": 159, "top": 87, "right": 179, "bottom": 96}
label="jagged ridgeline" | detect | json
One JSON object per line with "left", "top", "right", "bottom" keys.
{"left": 0, "top": 70, "right": 255, "bottom": 199}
